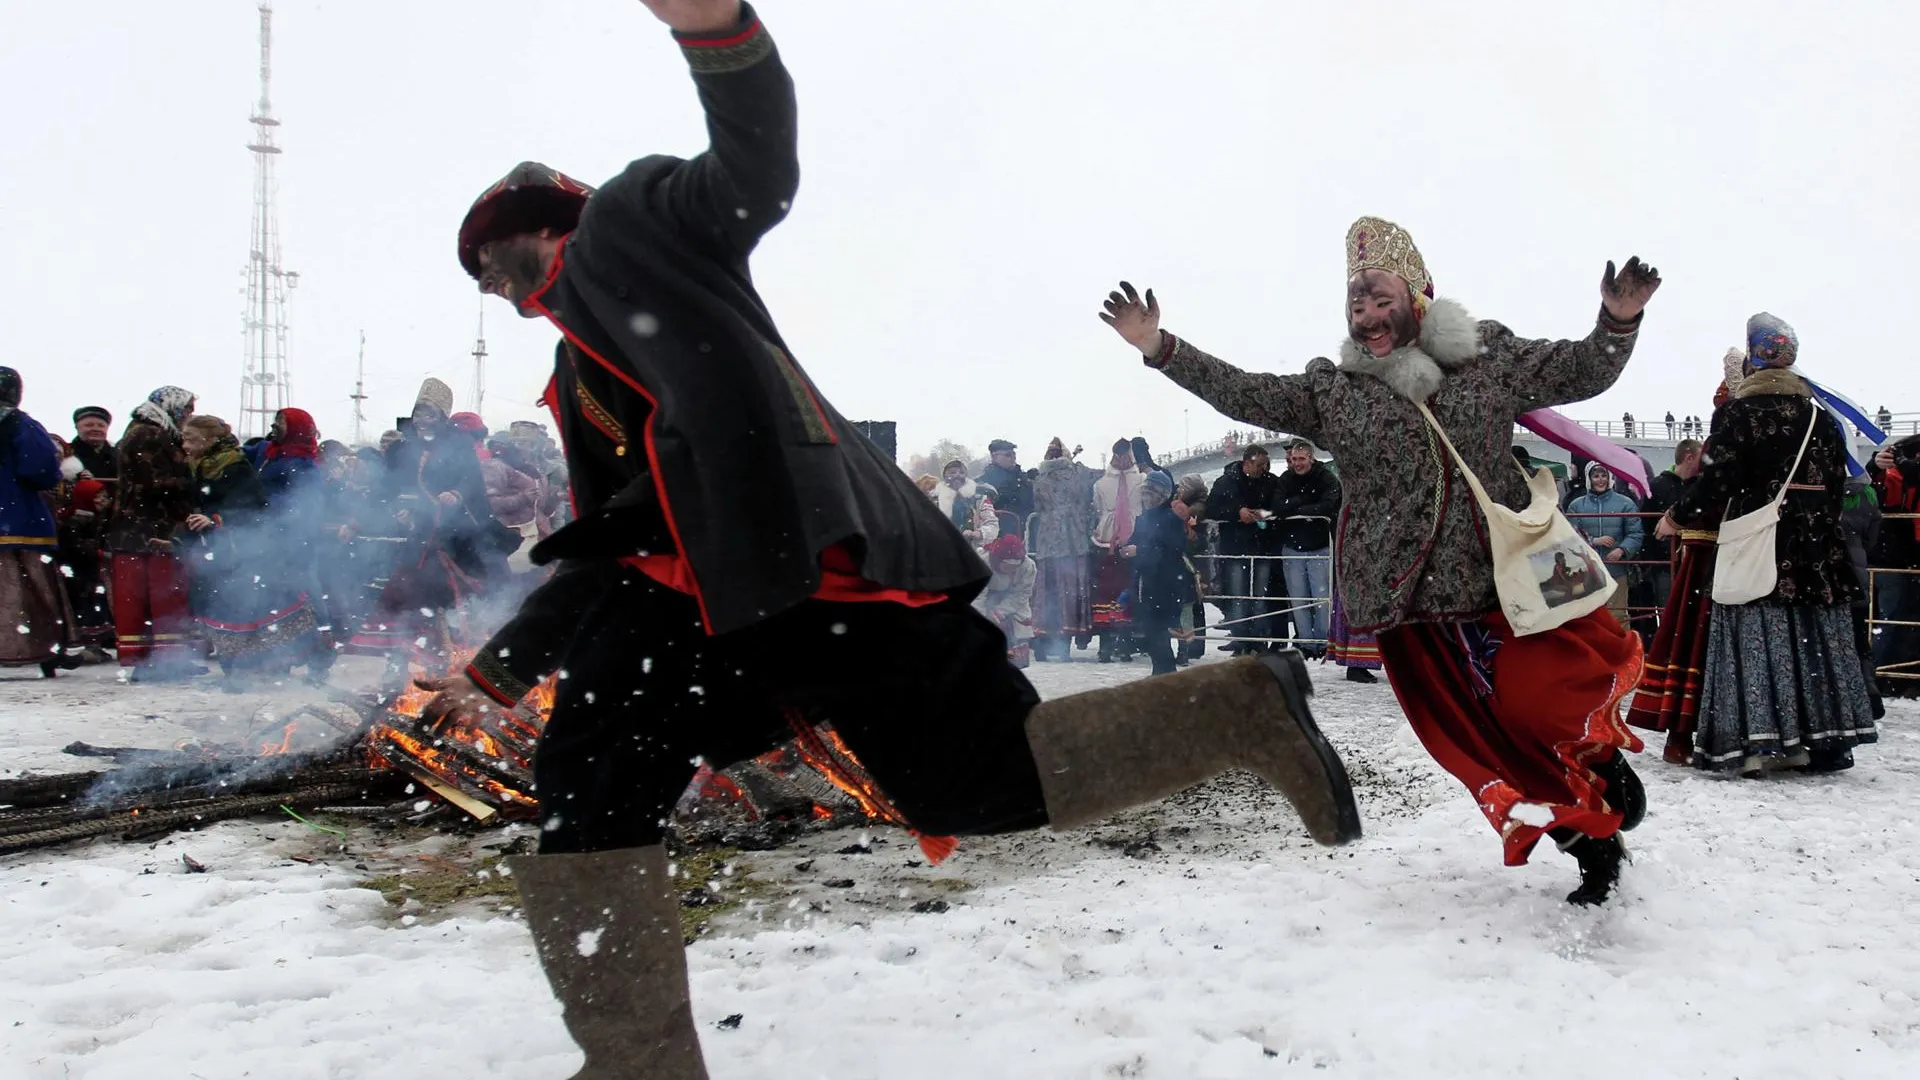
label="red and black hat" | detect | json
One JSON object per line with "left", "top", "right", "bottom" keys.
{"left": 457, "top": 161, "right": 596, "bottom": 279}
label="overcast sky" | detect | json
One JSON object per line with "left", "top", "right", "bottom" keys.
{"left": 4, "top": 1, "right": 1915, "bottom": 464}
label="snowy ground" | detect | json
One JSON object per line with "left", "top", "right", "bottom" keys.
{"left": 3, "top": 654, "right": 1918, "bottom": 1079}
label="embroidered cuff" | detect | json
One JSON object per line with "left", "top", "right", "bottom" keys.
{"left": 1598, "top": 307, "right": 1643, "bottom": 336}
{"left": 1144, "top": 331, "right": 1179, "bottom": 370}
{"left": 467, "top": 649, "right": 532, "bottom": 707}
{"left": 675, "top": 4, "right": 774, "bottom": 74}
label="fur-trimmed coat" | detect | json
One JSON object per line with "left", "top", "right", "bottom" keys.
{"left": 1148, "top": 298, "right": 1641, "bottom": 633}
{"left": 1670, "top": 368, "right": 1860, "bottom": 608}
{"left": 933, "top": 478, "right": 999, "bottom": 547}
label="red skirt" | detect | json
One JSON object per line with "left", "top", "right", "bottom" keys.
{"left": 1377, "top": 609, "right": 1645, "bottom": 866}
{"left": 1090, "top": 552, "right": 1132, "bottom": 631}
{"left": 109, "top": 552, "right": 196, "bottom": 665}
{"left": 1625, "top": 535, "right": 1716, "bottom": 763}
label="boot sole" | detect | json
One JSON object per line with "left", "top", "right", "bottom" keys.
{"left": 1256, "top": 651, "right": 1364, "bottom": 846}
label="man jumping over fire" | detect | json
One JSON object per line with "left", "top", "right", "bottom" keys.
{"left": 1099, "top": 220, "right": 1660, "bottom": 907}
{"left": 425, "top": 2, "right": 1360, "bottom": 1075}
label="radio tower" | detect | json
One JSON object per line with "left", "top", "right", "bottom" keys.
{"left": 349, "top": 331, "right": 369, "bottom": 446}
{"left": 238, "top": 3, "right": 298, "bottom": 439}
{"left": 470, "top": 303, "right": 489, "bottom": 416}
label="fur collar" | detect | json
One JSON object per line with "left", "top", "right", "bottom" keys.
{"left": 1336, "top": 296, "right": 1479, "bottom": 402}
{"left": 935, "top": 478, "right": 978, "bottom": 507}
{"left": 1734, "top": 367, "right": 1811, "bottom": 400}
{"left": 1036, "top": 457, "right": 1079, "bottom": 476}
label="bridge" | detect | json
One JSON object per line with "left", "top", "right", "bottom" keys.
{"left": 1157, "top": 411, "right": 1920, "bottom": 482}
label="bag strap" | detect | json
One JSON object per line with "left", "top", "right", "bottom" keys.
{"left": 1412, "top": 400, "right": 1514, "bottom": 513}
{"left": 1767, "top": 406, "right": 1822, "bottom": 510}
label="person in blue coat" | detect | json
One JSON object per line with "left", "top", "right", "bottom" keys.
{"left": 1124, "top": 470, "right": 1196, "bottom": 675}
{"left": 0, "top": 367, "right": 80, "bottom": 675}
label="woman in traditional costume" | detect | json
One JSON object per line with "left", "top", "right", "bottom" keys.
{"left": 1629, "top": 352, "right": 1747, "bottom": 761}
{"left": 1668, "top": 315, "right": 1876, "bottom": 774}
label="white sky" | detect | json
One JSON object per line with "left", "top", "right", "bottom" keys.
{"left": 4, "top": 1, "right": 1915, "bottom": 463}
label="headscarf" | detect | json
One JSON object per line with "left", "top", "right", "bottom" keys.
{"left": 1745, "top": 313, "right": 1887, "bottom": 475}
{"left": 266, "top": 407, "right": 321, "bottom": 461}
{"left": 987, "top": 533, "right": 1026, "bottom": 565}
{"left": 132, "top": 386, "right": 195, "bottom": 433}
{"left": 448, "top": 412, "right": 488, "bottom": 439}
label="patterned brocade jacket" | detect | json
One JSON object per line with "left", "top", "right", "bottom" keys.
{"left": 1146, "top": 298, "right": 1642, "bottom": 633}
{"left": 1670, "top": 369, "right": 1860, "bottom": 608}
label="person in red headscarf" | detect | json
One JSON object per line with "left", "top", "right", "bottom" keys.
{"left": 973, "top": 533, "right": 1036, "bottom": 667}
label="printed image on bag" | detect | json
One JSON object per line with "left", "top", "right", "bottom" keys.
{"left": 1530, "top": 544, "right": 1610, "bottom": 609}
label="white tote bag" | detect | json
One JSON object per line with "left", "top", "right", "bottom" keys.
{"left": 1711, "top": 408, "right": 1819, "bottom": 606}
{"left": 1415, "top": 403, "right": 1615, "bottom": 636}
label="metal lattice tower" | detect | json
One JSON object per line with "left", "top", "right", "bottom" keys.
{"left": 349, "top": 331, "right": 368, "bottom": 446}
{"left": 470, "top": 303, "right": 488, "bottom": 415}
{"left": 239, "top": 3, "right": 298, "bottom": 439}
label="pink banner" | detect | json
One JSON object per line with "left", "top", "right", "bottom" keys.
{"left": 1517, "top": 408, "right": 1649, "bottom": 500}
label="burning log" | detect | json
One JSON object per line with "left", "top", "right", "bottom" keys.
{"left": 0, "top": 770, "right": 405, "bottom": 857}
{"left": 0, "top": 656, "right": 907, "bottom": 857}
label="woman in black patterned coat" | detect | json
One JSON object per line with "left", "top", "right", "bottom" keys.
{"left": 1669, "top": 314, "right": 1875, "bottom": 774}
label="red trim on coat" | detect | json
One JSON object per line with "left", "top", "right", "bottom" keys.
{"left": 523, "top": 245, "right": 718, "bottom": 631}
{"left": 676, "top": 16, "right": 763, "bottom": 48}
{"left": 465, "top": 662, "right": 521, "bottom": 707}
{"left": 196, "top": 594, "right": 309, "bottom": 634}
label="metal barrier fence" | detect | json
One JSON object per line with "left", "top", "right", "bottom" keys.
{"left": 1191, "top": 518, "right": 1335, "bottom": 649}
{"left": 1869, "top": 513, "right": 1920, "bottom": 686}
{"left": 1187, "top": 509, "right": 1920, "bottom": 686}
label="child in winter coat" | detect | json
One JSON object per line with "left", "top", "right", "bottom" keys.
{"left": 1124, "top": 470, "right": 1195, "bottom": 675}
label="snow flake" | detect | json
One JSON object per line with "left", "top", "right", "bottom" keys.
{"left": 39, "top": 553, "right": 53, "bottom": 564}
{"left": 15, "top": 624, "right": 29, "bottom": 634}
{"left": 575, "top": 928, "right": 604, "bottom": 957}
{"left": 498, "top": 647, "right": 511, "bottom": 658}
{"left": 734, "top": 207, "right": 749, "bottom": 219}
{"left": 689, "top": 685, "right": 705, "bottom": 697}
{"left": 642, "top": 657, "right": 653, "bottom": 674}
{"left": 629, "top": 313, "right": 661, "bottom": 337}
{"left": 1508, "top": 802, "right": 1556, "bottom": 828}
{"left": 412, "top": 800, "right": 432, "bottom": 813}
{"left": 830, "top": 623, "right": 847, "bottom": 636}
{"left": 543, "top": 815, "right": 565, "bottom": 832}
{"left": 584, "top": 691, "right": 596, "bottom": 704}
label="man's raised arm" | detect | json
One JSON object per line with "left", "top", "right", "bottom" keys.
{"left": 643, "top": 0, "right": 799, "bottom": 254}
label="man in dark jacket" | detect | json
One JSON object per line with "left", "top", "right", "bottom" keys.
{"left": 71, "top": 406, "right": 117, "bottom": 480}
{"left": 1205, "top": 445, "right": 1282, "bottom": 652}
{"left": 977, "top": 438, "right": 1034, "bottom": 524}
{"left": 1272, "top": 440, "right": 1342, "bottom": 657}
{"left": 421, "top": 5, "right": 1358, "bottom": 1075}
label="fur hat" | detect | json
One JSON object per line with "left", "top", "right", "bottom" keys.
{"left": 1346, "top": 216, "right": 1434, "bottom": 300}
{"left": 73, "top": 405, "right": 111, "bottom": 426}
{"left": 941, "top": 457, "right": 967, "bottom": 475}
{"left": 1746, "top": 312, "right": 1799, "bottom": 369}
{"left": 458, "top": 161, "right": 596, "bottom": 279}
{"left": 1143, "top": 469, "right": 1175, "bottom": 495}
{"left": 415, "top": 378, "right": 455, "bottom": 418}
{"left": 988, "top": 438, "right": 1016, "bottom": 454}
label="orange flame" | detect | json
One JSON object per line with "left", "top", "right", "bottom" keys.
{"left": 258, "top": 722, "right": 298, "bottom": 756}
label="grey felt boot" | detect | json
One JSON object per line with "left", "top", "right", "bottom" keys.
{"left": 1024, "top": 652, "right": 1363, "bottom": 845}
{"left": 510, "top": 846, "right": 709, "bottom": 1080}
